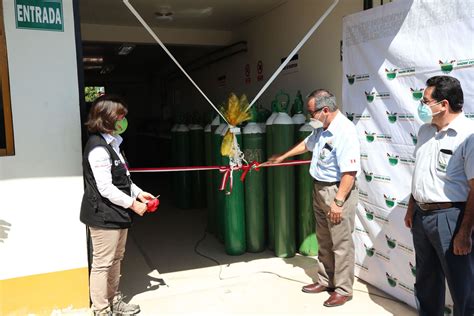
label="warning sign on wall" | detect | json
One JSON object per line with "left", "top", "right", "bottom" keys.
{"left": 281, "top": 54, "right": 299, "bottom": 75}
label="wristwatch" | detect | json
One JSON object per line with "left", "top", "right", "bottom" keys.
{"left": 334, "top": 198, "right": 345, "bottom": 207}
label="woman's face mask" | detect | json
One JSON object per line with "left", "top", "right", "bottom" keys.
{"left": 114, "top": 117, "right": 128, "bottom": 135}
{"left": 417, "top": 100, "right": 442, "bottom": 123}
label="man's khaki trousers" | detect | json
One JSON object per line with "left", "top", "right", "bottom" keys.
{"left": 312, "top": 181, "right": 357, "bottom": 296}
{"left": 89, "top": 227, "right": 128, "bottom": 311}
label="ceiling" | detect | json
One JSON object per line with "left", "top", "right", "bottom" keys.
{"left": 79, "top": 0, "right": 287, "bottom": 30}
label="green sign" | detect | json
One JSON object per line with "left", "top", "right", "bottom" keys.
{"left": 15, "top": 0, "right": 64, "bottom": 32}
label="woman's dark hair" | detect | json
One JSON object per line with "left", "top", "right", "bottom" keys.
{"left": 426, "top": 76, "right": 464, "bottom": 112}
{"left": 85, "top": 94, "right": 128, "bottom": 133}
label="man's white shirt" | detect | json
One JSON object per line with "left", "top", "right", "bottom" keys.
{"left": 412, "top": 113, "right": 474, "bottom": 203}
{"left": 304, "top": 111, "right": 361, "bottom": 182}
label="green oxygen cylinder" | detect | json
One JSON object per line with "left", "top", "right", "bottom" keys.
{"left": 292, "top": 90, "right": 306, "bottom": 131}
{"left": 171, "top": 123, "right": 179, "bottom": 205}
{"left": 265, "top": 101, "right": 278, "bottom": 250}
{"left": 223, "top": 127, "right": 246, "bottom": 255}
{"left": 272, "top": 91, "right": 296, "bottom": 258}
{"left": 175, "top": 123, "right": 192, "bottom": 209}
{"left": 243, "top": 108, "right": 266, "bottom": 252}
{"left": 189, "top": 123, "right": 205, "bottom": 208}
{"left": 214, "top": 118, "right": 227, "bottom": 242}
{"left": 297, "top": 122, "right": 318, "bottom": 256}
{"left": 206, "top": 115, "right": 220, "bottom": 235}
{"left": 204, "top": 123, "right": 215, "bottom": 233}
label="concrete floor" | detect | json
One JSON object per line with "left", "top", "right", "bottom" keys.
{"left": 62, "top": 173, "right": 417, "bottom": 315}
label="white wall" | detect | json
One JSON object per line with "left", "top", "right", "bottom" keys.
{"left": 167, "top": 0, "right": 362, "bottom": 115}
{"left": 0, "top": 0, "right": 87, "bottom": 279}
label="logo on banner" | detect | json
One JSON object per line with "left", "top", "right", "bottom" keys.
{"left": 365, "top": 131, "right": 376, "bottom": 142}
{"left": 364, "top": 244, "right": 375, "bottom": 257}
{"left": 365, "top": 208, "right": 374, "bottom": 221}
{"left": 386, "top": 112, "right": 414, "bottom": 123}
{"left": 386, "top": 111, "right": 398, "bottom": 123}
{"left": 385, "top": 68, "right": 398, "bottom": 80}
{"left": 383, "top": 194, "right": 397, "bottom": 208}
{"left": 409, "top": 262, "right": 416, "bottom": 277}
{"left": 439, "top": 60, "right": 456, "bottom": 73}
{"left": 365, "top": 131, "right": 392, "bottom": 143}
{"left": 346, "top": 112, "right": 371, "bottom": 122}
{"left": 365, "top": 91, "right": 390, "bottom": 103}
{"left": 465, "top": 113, "right": 474, "bottom": 120}
{"left": 384, "top": 66, "right": 416, "bottom": 79}
{"left": 385, "top": 235, "right": 397, "bottom": 249}
{"left": 363, "top": 170, "right": 391, "bottom": 183}
{"left": 364, "top": 208, "right": 389, "bottom": 224}
{"left": 345, "top": 73, "right": 370, "bottom": 85}
{"left": 410, "top": 133, "right": 418, "bottom": 145}
{"left": 387, "top": 152, "right": 415, "bottom": 165}
{"left": 365, "top": 91, "right": 376, "bottom": 103}
{"left": 439, "top": 58, "right": 474, "bottom": 73}
{"left": 410, "top": 87, "right": 424, "bottom": 100}
{"left": 385, "top": 272, "right": 398, "bottom": 287}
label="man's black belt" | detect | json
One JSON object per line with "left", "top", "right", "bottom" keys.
{"left": 314, "top": 180, "right": 340, "bottom": 186}
{"left": 416, "top": 201, "right": 466, "bottom": 211}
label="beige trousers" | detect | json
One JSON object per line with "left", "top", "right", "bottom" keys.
{"left": 312, "top": 181, "right": 357, "bottom": 296}
{"left": 89, "top": 227, "right": 128, "bottom": 311}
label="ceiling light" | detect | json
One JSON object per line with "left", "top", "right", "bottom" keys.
{"left": 117, "top": 44, "right": 135, "bottom": 56}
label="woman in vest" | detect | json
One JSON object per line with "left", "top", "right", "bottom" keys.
{"left": 80, "top": 94, "right": 154, "bottom": 315}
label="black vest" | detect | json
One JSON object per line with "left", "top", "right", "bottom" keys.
{"left": 80, "top": 134, "right": 133, "bottom": 229}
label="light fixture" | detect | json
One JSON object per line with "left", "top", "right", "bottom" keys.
{"left": 117, "top": 44, "right": 135, "bottom": 56}
{"left": 83, "top": 57, "right": 103, "bottom": 64}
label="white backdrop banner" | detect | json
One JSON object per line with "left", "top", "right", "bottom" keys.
{"left": 342, "top": 0, "right": 474, "bottom": 312}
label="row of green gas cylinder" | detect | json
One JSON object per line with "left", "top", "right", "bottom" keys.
{"left": 170, "top": 91, "right": 319, "bottom": 258}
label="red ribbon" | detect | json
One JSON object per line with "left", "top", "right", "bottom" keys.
{"left": 130, "top": 160, "right": 311, "bottom": 194}
{"left": 219, "top": 166, "right": 232, "bottom": 192}
{"left": 240, "top": 161, "right": 261, "bottom": 182}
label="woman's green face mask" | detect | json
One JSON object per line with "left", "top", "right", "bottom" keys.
{"left": 114, "top": 117, "right": 128, "bottom": 135}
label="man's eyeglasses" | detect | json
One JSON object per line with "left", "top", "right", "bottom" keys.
{"left": 420, "top": 99, "right": 442, "bottom": 106}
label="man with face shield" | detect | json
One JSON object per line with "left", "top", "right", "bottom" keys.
{"left": 404, "top": 76, "right": 474, "bottom": 316}
{"left": 267, "top": 89, "right": 360, "bottom": 307}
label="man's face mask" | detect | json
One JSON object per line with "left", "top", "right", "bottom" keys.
{"left": 309, "top": 109, "right": 326, "bottom": 129}
{"left": 417, "top": 100, "right": 442, "bottom": 123}
{"left": 114, "top": 117, "right": 128, "bottom": 135}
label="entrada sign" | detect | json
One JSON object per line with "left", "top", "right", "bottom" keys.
{"left": 15, "top": 0, "right": 64, "bottom": 32}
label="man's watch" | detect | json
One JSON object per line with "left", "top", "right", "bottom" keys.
{"left": 334, "top": 198, "right": 345, "bottom": 207}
